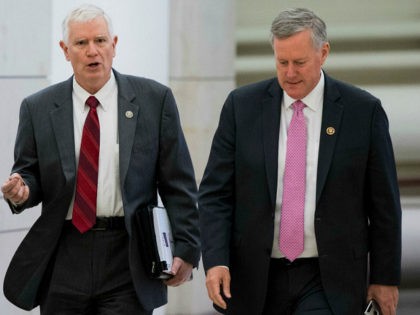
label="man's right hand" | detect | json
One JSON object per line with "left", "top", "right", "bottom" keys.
{"left": 1, "top": 173, "right": 29, "bottom": 205}
{"left": 205, "top": 266, "right": 232, "bottom": 310}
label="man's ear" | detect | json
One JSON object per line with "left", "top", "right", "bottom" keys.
{"left": 112, "top": 35, "right": 118, "bottom": 58}
{"left": 59, "top": 40, "right": 70, "bottom": 61}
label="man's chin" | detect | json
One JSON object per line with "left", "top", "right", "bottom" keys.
{"left": 284, "top": 89, "right": 304, "bottom": 100}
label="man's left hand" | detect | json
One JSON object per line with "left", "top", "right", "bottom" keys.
{"left": 164, "top": 257, "right": 193, "bottom": 287}
{"left": 367, "top": 284, "right": 398, "bottom": 315}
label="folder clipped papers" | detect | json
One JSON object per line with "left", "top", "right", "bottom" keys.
{"left": 135, "top": 205, "right": 174, "bottom": 279}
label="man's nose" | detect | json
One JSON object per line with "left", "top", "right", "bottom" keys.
{"left": 285, "top": 64, "right": 297, "bottom": 77}
{"left": 86, "top": 42, "right": 98, "bottom": 56}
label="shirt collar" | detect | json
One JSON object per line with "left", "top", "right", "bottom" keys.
{"left": 283, "top": 71, "right": 325, "bottom": 112}
{"left": 73, "top": 71, "right": 117, "bottom": 112}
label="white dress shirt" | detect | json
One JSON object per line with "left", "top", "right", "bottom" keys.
{"left": 66, "top": 72, "right": 124, "bottom": 219}
{"left": 271, "top": 71, "right": 325, "bottom": 258}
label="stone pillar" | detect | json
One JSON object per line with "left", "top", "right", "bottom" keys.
{"left": 167, "top": 0, "right": 236, "bottom": 314}
{"left": 0, "top": 0, "right": 51, "bottom": 313}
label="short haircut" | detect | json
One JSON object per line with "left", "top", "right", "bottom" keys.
{"left": 62, "top": 4, "right": 114, "bottom": 44}
{"left": 270, "top": 8, "right": 328, "bottom": 49}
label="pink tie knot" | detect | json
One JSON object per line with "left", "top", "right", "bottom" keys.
{"left": 293, "top": 100, "right": 305, "bottom": 114}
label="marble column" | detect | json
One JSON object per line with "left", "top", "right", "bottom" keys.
{"left": 167, "top": 0, "right": 236, "bottom": 314}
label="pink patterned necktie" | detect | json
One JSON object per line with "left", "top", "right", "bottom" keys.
{"left": 279, "top": 100, "right": 307, "bottom": 261}
{"left": 72, "top": 96, "right": 100, "bottom": 233}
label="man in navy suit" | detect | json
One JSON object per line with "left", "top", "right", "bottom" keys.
{"left": 1, "top": 4, "right": 200, "bottom": 314}
{"left": 199, "top": 8, "right": 401, "bottom": 315}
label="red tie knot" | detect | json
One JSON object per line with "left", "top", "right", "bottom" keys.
{"left": 86, "top": 96, "right": 99, "bottom": 109}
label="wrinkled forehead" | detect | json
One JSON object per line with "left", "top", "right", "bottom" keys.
{"left": 68, "top": 17, "right": 111, "bottom": 39}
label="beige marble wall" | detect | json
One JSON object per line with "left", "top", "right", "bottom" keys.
{"left": 167, "top": 1, "right": 236, "bottom": 314}
{"left": 169, "top": 0, "right": 236, "bottom": 181}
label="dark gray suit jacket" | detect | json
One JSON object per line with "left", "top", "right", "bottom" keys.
{"left": 199, "top": 73, "right": 401, "bottom": 315}
{"left": 3, "top": 70, "right": 200, "bottom": 311}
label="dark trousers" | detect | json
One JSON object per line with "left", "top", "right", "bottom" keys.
{"left": 262, "top": 258, "right": 333, "bottom": 315}
{"left": 40, "top": 222, "right": 152, "bottom": 315}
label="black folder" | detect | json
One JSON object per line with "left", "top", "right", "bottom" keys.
{"left": 135, "top": 205, "right": 174, "bottom": 280}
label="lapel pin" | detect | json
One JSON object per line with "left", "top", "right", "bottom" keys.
{"left": 326, "top": 127, "right": 335, "bottom": 135}
{"left": 125, "top": 111, "right": 134, "bottom": 119}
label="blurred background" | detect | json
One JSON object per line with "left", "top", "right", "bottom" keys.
{"left": 0, "top": 0, "right": 419, "bottom": 314}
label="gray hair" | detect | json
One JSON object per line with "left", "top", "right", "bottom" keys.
{"left": 62, "top": 4, "right": 114, "bottom": 44}
{"left": 270, "top": 8, "right": 327, "bottom": 49}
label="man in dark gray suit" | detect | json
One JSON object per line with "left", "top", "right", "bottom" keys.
{"left": 1, "top": 4, "right": 200, "bottom": 314}
{"left": 199, "top": 8, "right": 401, "bottom": 315}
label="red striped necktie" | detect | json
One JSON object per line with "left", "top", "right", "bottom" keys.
{"left": 72, "top": 96, "right": 100, "bottom": 233}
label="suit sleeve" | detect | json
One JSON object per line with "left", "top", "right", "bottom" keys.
{"left": 198, "top": 93, "right": 236, "bottom": 271}
{"left": 156, "top": 89, "right": 201, "bottom": 267}
{"left": 367, "top": 102, "right": 402, "bottom": 285}
{"left": 8, "top": 99, "right": 43, "bottom": 213}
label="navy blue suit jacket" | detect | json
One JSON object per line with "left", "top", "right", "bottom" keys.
{"left": 199, "top": 73, "right": 401, "bottom": 314}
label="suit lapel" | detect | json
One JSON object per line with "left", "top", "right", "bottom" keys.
{"left": 316, "top": 75, "right": 344, "bottom": 204}
{"left": 114, "top": 71, "right": 139, "bottom": 187}
{"left": 50, "top": 78, "right": 76, "bottom": 182}
{"left": 262, "top": 80, "right": 282, "bottom": 208}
